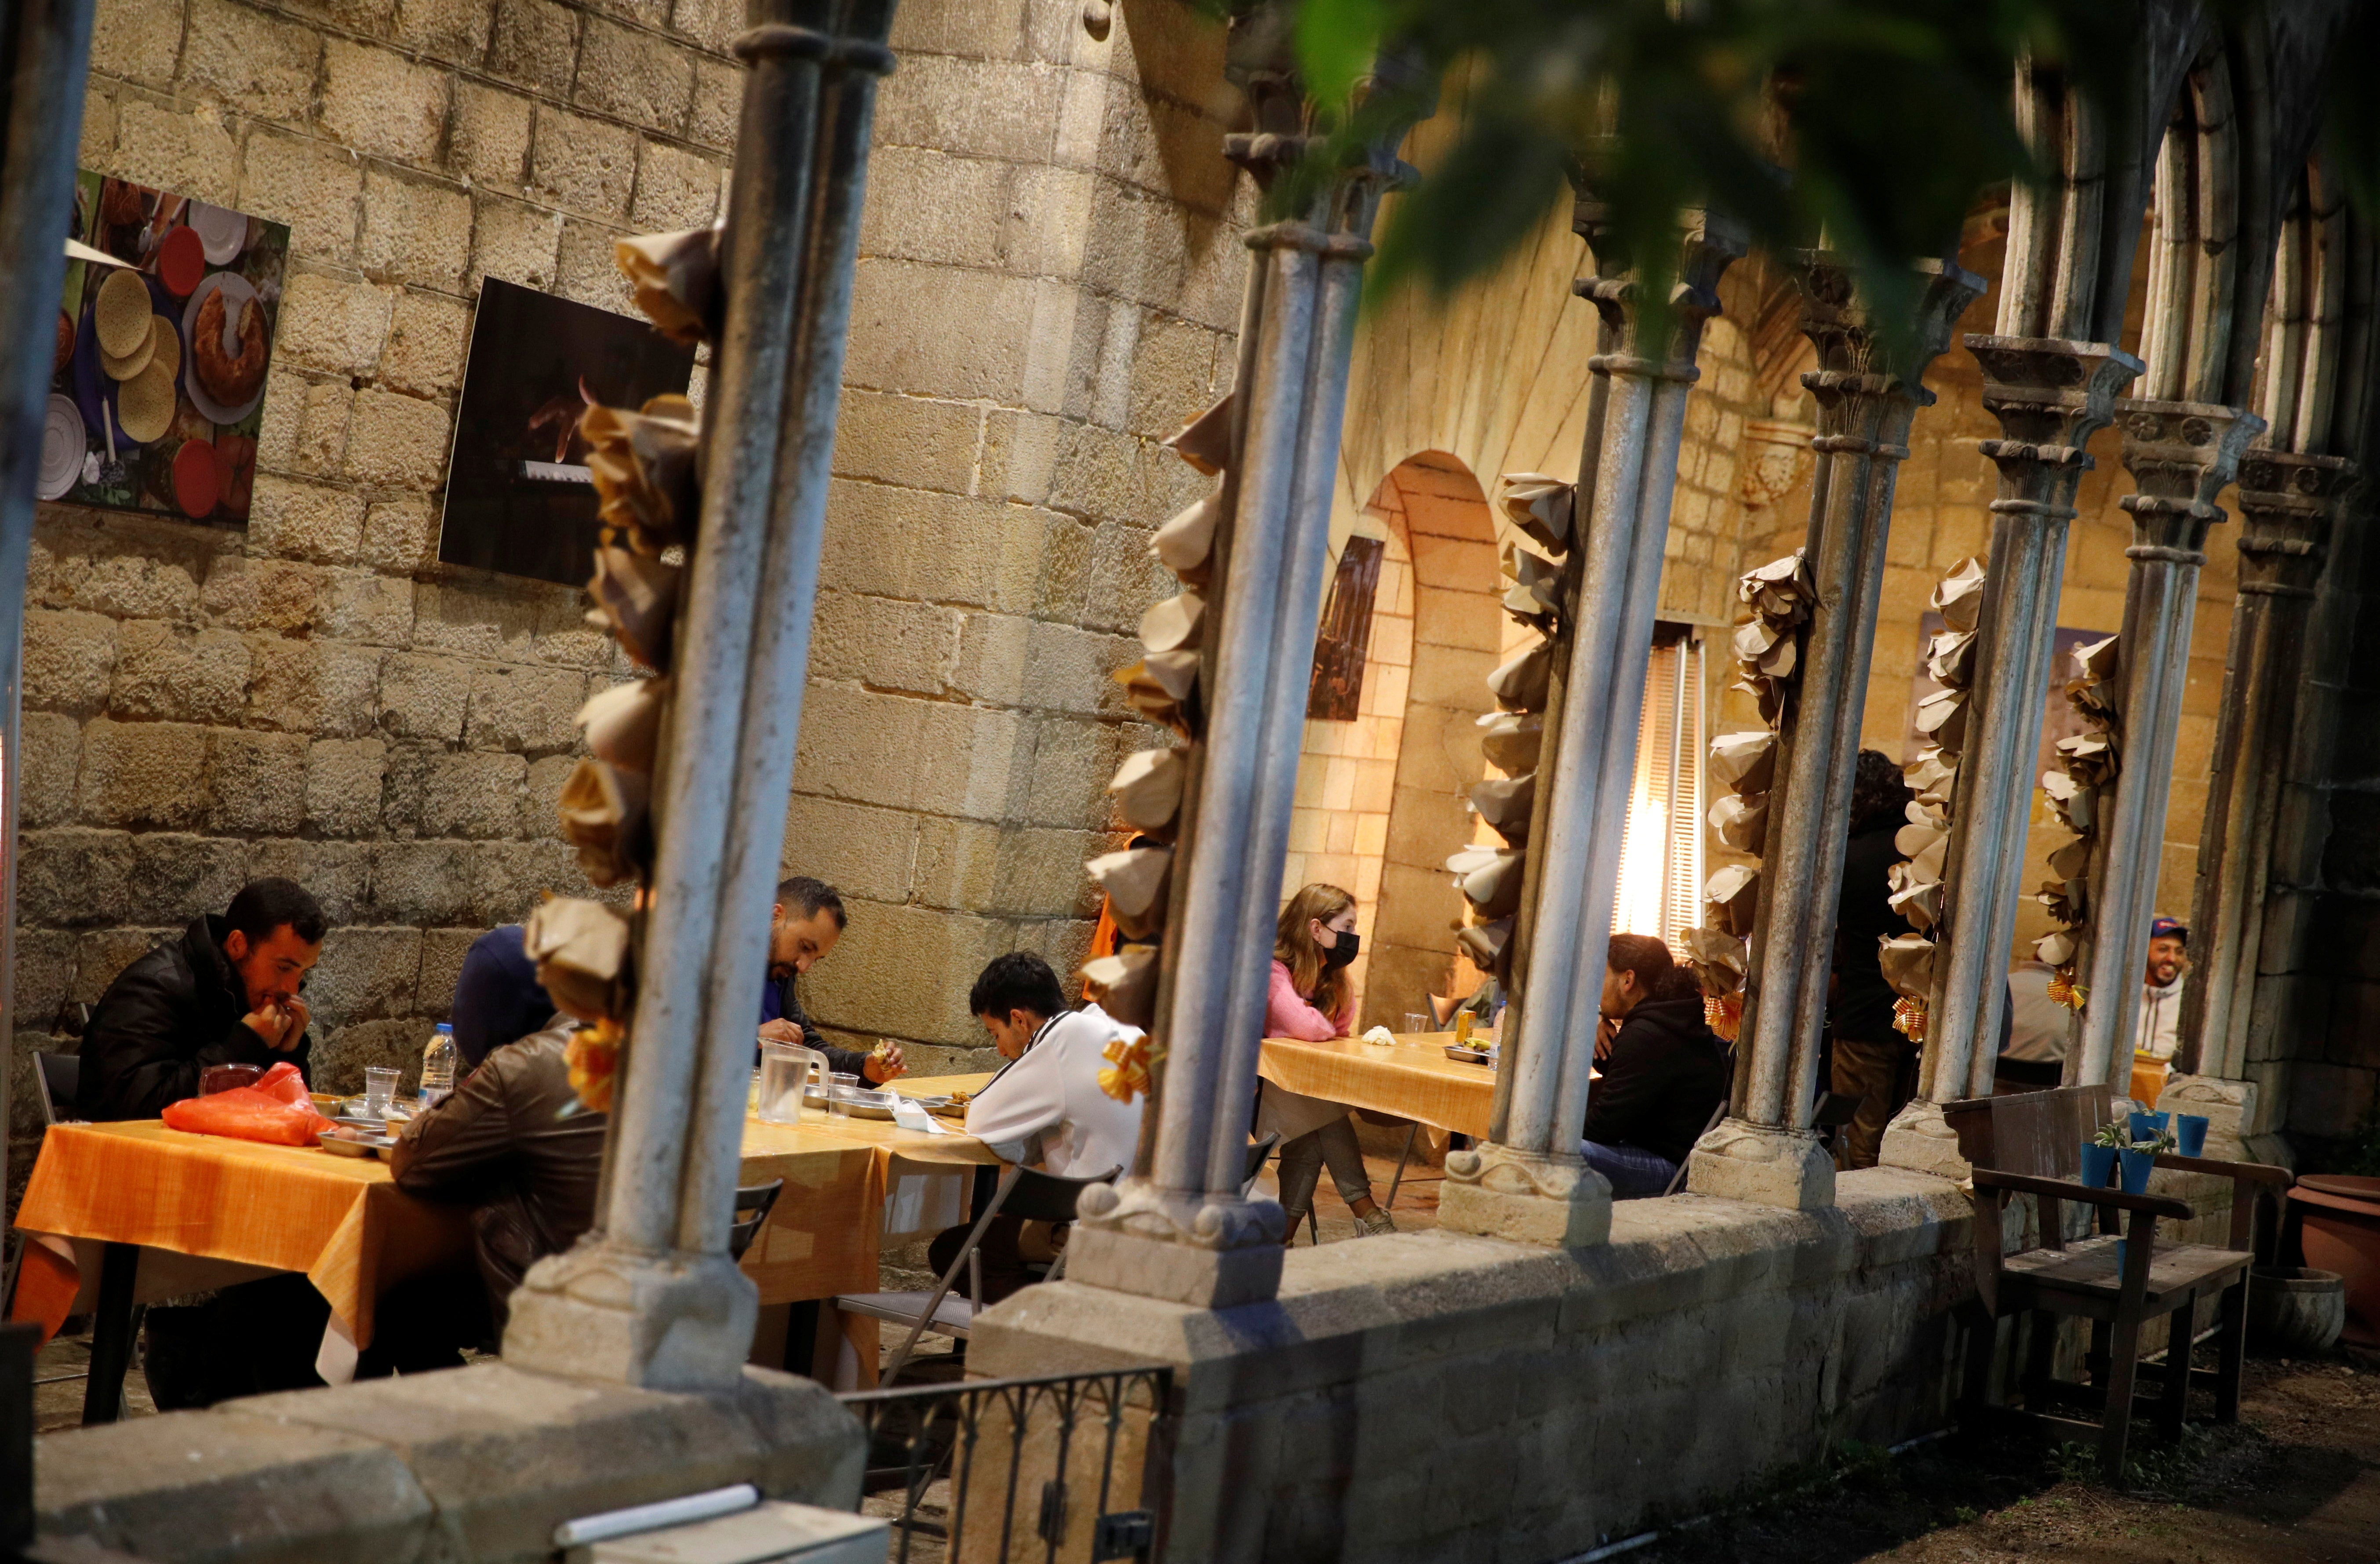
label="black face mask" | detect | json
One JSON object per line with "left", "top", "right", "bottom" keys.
{"left": 1321, "top": 931, "right": 1361, "bottom": 970}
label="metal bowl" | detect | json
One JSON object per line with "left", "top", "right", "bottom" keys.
{"left": 1443, "top": 1045, "right": 1495, "bottom": 1066}
{"left": 320, "top": 1126, "right": 397, "bottom": 1157}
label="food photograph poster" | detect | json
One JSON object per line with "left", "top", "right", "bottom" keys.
{"left": 38, "top": 171, "right": 287, "bottom": 525}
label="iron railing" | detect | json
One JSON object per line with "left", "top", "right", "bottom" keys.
{"left": 839, "top": 1365, "right": 1173, "bottom": 1564}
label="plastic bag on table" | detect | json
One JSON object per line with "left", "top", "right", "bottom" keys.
{"left": 163, "top": 1066, "right": 331, "bottom": 1146}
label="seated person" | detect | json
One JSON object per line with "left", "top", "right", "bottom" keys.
{"left": 77, "top": 878, "right": 330, "bottom": 1407}
{"left": 925, "top": 952, "right": 1143, "bottom": 1303}
{"left": 757, "top": 875, "right": 905, "bottom": 1084}
{"left": 360, "top": 1013, "right": 605, "bottom": 1375}
{"left": 79, "top": 877, "right": 325, "bottom": 1121}
{"left": 448, "top": 924, "right": 553, "bottom": 1070}
{"left": 1580, "top": 934, "right": 1731, "bottom": 1199}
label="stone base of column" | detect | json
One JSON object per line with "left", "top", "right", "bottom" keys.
{"left": 503, "top": 1241, "right": 759, "bottom": 1392}
{"left": 1063, "top": 1178, "right": 1285, "bottom": 1308}
{"left": 1878, "top": 1099, "right": 1971, "bottom": 1182}
{"left": 2156, "top": 1073, "right": 2291, "bottom": 1165}
{"left": 1437, "top": 1144, "right": 1612, "bottom": 1248}
{"left": 1684, "top": 1118, "right": 1837, "bottom": 1210}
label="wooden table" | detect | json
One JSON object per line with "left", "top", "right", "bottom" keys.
{"left": 11, "top": 1072, "right": 999, "bottom": 1422}
{"left": 1257, "top": 1032, "right": 1497, "bottom": 1139}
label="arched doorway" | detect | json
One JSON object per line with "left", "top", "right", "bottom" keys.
{"left": 1281, "top": 451, "right": 1506, "bottom": 1029}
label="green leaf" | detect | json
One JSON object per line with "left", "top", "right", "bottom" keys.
{"left": 1296, "top": 0, "right": 1387, "bottom": 115}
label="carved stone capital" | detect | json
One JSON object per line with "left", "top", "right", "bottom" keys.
{"left": 1063, "top": 1176, "right": 1287, "bottom": 1307}
{"left": 1569, "top": 204, "right": 1748, "bottom": 375}
{"left": 2114, "top": 400, "right": 2266, "bottom": 550}
{"left": 1683, "top": 1118, "right": 1837, "bottom": 1211}
{"left": 1794, "top": 255, "right": 1986, "bottom": 436}
{"left": 1436, "top": 1142, "right": 1613, "bottom": 1248}
{"left": 1876, "top": 1098, "right": 1971, "bottom": 1183}
{"left": 503, "top": 1240, "right": 759, "bottom": 1392}
{"left": 2234, "top": 451, "right": 2357, "bottom": 598}
{"left": 1963, "top": 335, "right": 2144, "bottom": 489}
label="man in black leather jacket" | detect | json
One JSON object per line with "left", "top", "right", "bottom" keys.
{"left": 78, "top": 878, "right": 325, "bottom": 1121}
{"left": 363, "top": 1015, "right": 606, "bottom": 1373}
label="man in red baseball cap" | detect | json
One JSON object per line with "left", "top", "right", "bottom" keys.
{"left": 2138, "top": 917, "right": 2188, "bottom": 1061}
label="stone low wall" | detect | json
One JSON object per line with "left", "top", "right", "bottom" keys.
{"left": 972, "top": 1167, "right": 1978, "bottom": 1563}
{"left": 34, "top": 1363, "right": 862, "bottom": 1564}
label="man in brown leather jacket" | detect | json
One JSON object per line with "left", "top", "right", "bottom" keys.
{"left": 361, "top": 1015, "right": 605, "bottom": 1374}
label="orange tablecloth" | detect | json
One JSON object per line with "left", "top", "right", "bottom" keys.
{"left": 1258, "top": 1033, "right": 1495, "bottom": 1139}
{"left": 11, "top": 1072, "right": 1001, "bottom": 1351}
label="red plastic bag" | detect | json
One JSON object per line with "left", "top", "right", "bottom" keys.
{"left": 163, "top": 1066, "right": 330, "bottom": 1147}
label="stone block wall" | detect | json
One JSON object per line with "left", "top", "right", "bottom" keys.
{"left": 972, "top": 1165, "right": 1978, "bottom": 1563}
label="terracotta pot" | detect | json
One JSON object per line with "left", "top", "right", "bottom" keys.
{"left": 2290, "top": 1175, "right": 2380, "bottom": 1348}
{"left": 2247, "top": 1266, "right": 2346, "bottom": 1356}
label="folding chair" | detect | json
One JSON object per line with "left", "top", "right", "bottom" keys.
{"left": 847, "top": 1162, "right": 1120, "bottom": 1387}
{"left": 727, "top": 1179, "right": 783, "bottom": 1262}
{"left": 34, "top": 1052, "right": 78, "bottom": 1127}
{"left": 1662, "top": 1098, "right": 1732, "bottom": 1197}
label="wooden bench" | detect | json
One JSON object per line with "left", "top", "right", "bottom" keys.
{"left": 1941, "top": 1084, "right": 2292, "bottom": 1483}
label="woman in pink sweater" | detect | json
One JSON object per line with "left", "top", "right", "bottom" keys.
{"left": 1263, "top": 884, "right": 1393, "bottom": 1238}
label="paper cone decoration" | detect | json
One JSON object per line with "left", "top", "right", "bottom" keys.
{"left": 1709, "top": 792, "right": 1768, "bottom": 852}
{"left": 524, "top": 896, "right": 632, "bottom": 1024}
{"left": 582, "top": 395, "right": 701, "bottom": 553}
{"left": 2074, "top": 633, "right": 2120, "bottom": 682}
{"left": 1739, "top": 551, "right": 1813, "bottom": 612}
{"left": 2035, "top": 930, "right": 2077, "bottom": 967}
{"left": 1925, "top": 628, "right": 1977, "bottom": 687}
{"left": 616, "top": 226, "right": 721, "bottom": 345}
{"left": 1486, "top": 638, "right": 1552, "bottom": 713}
{"left": 1704, "top": 864, "right": 1760, "bottom": 936}
{"left": 1445, "top": 845, "right": 1505, "bottom": 879}
{"left": 2048, "top": 837, "right": 2093, "bottom": 882}
{"left": 588, "top": 547, "right": 681, "bottom": 673}
{"left": 1709, "top": 731, "right": 1776, "bottom": 796}
{"left": 1115, "top": 662, "right": 1189, "bottom": 733}
{"left": 1081, "top": 945, "right": 1159, "bottom": 1027}
{"left": 1501, "top": 545, "right": 1565, "bottom": 623}
{"left": 1878, "top": 933, "right": 1935, "bottom": 1000}
{"left": 1140, "top": 591, "right": 1205, "bottom": 654}
{"left": 577, "top": 677, "right": 667, "bottom": 774}
{"left": 1893, "top": 820, "right": 1946, "bottom": 860}
{"left": 1153, "top": 493, "right": 1221, "bottom": 584}
{"left": 1143, "top": 648, "right": 1200, "bottom": 703}
{"left": 1109, "top": 748, "right": 1185, "bottom": 836}
{"left": 1166, "top": 395, "right": 1234, "bottom": 475}
{"left": 1470, "top": 774, "right": 1536, "bottom": 845}
{"left": 1455, "top": 916, "right": 1513, "bottom": 972}
{"left": 1906, "top": 748, "right": 1957, "bottom": 804}
{"left": 1682, "top": 925, "right": 1747, "bottom": 993}
{"left": 1932, "top": 557, "right": 1987, "bottom": 632}
{"left": 1497, "top": 473, "right": 1574, "bottom": 554}
{"left": 1458, "top": 851, "right": 1526, "bottom": 920}
{"left": 1480, "top": 711, "right": 1543, "bottom": 774}
{"left": 1906, "top": 832, "right": 1948, "bottom": 884}
{"left": 1914, "top": 687, "right": 1969, "bottom": 753}
{"left": 1887, "top": 876, "right": 1942, "bottom": 932}
{"left": 1087, "top": 847, "right": 1173, "bottom": 940}
{"left": 559, "top": 758, "right": 651, "bottom": 888}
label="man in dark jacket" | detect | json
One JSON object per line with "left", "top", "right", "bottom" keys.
{"left": 756, "top": 875, "right": 905, "bottom": 1083}
{"left": 78, "top": 878, "right": 326, "bottom": 1121}
{"left": 361, "top": 1015, "right": 605, "bottom": 1375}
{"left": 1580, "top": 933, "right": 1731, "bottom": 1198}
{"left": 1829, "top": 749, "right": 1916, "bottom": 1169}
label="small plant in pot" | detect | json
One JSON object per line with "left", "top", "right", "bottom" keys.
{"left": 2082, "top": 1122, "right": 2123, "bottom": 1187}
{"left": 2118, "top": 1123, "right": 2176, "bottom": 1195}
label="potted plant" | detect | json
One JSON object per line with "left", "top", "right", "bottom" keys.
{"left": 2082, "top": 1122, "right": 2122, "bottom": 1188}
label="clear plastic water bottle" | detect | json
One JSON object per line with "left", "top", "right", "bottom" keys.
{"left": 419, "top": 1023, "right": 458, "bottom": 1108}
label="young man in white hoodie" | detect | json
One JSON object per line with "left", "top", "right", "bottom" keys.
{"left": 924, "top": 952, "right": 1142, "bottom": 1301}
{"left": 2137, "top": 917, "right": 2189, "bottom": 1062}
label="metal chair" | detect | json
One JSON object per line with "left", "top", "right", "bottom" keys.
{"left": 34, "top": 1051, "right": 78, "bottom": 1127}
{"left": 1661, "top": 1098, "right": 1732, "bottom": 1197}
{"left": 845, "top": 1162, "right": 1121, "bottom": 1387}
{"left": 727, "top": 1178, "right": 783, "bottom": 1262}
{"left": 1241, "top": 1131, "right": 1281, "bottom": 1198}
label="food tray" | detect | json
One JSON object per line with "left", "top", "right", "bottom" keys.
{"left": 1444, "top": 1045, "right": 1495, "bottom": 1066}
{"left": 320, "top": 1125, "right": 397, "bottom": 1157}
{"left": 802, "top": 1086, "right": 899, "bottom": 1120}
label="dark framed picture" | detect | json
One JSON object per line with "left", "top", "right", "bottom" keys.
{"left": 438, "top": 277, "right": 696, "bottom": 587}
{"left": 1308, "top": 534, "right": 1386, "bottom": 722}
{"left": 41, "top": 171, "right": 289, "bottom": 524}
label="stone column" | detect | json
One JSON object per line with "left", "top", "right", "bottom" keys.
{"left": 0, "top": 0, "right": 97, "bottom": 1198}
{"left": 1066, "top": 80, "right": 1406, "bottom": 1306}
{"left": 2166, "top": 449, "right": 2355, "bottom": 1154}
{"left": 1437, "top": 204, "right": 1743, "bottom": 1247}
{"left": 503, "top": 0, "right": 898, "bottom": 1389}
{"left": 1879, "top": 337, "right": 2140, "bottom": 1178}
{"left": 2064, "top": 402, "right": 2262, "bottom": 1100}
{"left": 1685, "top": 256, "right": 1981, "bottom": 1211}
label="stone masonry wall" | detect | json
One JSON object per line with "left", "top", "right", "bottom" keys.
{"left": 973, "top": 1165, "right": 1977, "bottom": 1563}
{"left": 19, "top": 0, "right": 1249, "bottom": 1194}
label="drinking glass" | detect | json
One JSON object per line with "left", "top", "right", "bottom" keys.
{"left": 1402, "top": 1013, "right": 1431, "bottom": 1036}
{"left": 363, "top": 1066, "right": 400, "bottom": 1120}
{"left": 828, "top": 1071, "right": 860, "bottom": 1120}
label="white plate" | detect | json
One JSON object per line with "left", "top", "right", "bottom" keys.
{"left": 185, "top": 201, "right": 247, "bottom": 266}
{"left": 180, "top": 270, "right": 267, "bottom": 426}
{"left": 39, "top": 395, "right": 83, "bottom": 500}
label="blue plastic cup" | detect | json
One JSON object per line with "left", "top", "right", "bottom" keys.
{"left": 2128, "top": 1110, "right": 2167, "bottom": 1144}
{"left": 2080, "top": 1142, "right": 2118, "bottom": 1188}
{"left": 2175, "top": 1113, "right": 2209, "bottom": 1158}
{"left": 2118, "top": 1146, "right": 2156, "bottom": 1195}
{"left": 2115, "top": 1239, "right": 2128, "bottom": 1277}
